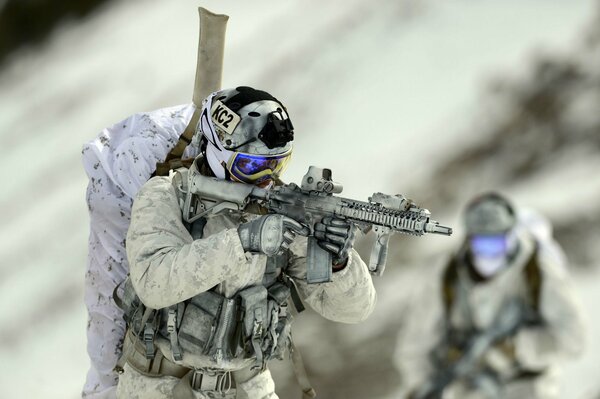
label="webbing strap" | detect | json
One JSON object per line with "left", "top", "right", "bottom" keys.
{"left": 114, "top": 331, "right": 132, "bottom": 374}
{"left": 155, "top": 158, "right": 195, "bottom": 177}
{"left": 112, "top": 280, "right": 125, "bottom": 311}
{"left": 141, "top": 307, "right": 157, "bottom": 359}
{"left": 154, "top": 107, "right": 201, "bottom": 176}
{"left": 523, "top": 242, "right": 542, "bottom": 311}
{"left": 251, "top": 326, "right": 264, "bottom": 371}
{"left": 168, "top": 108, "right": 200, "bottom": 161}
{"left": 149, "top": 350, "right": 165, "bottom": 375}
{"left": 442, "top": 257, "right": 460, "bottom": 316}
{"left": 168, "top": 307, "right": 183, "bottom": 361}
{"left": 289, "top": 282, "right": 305, "bottom": 313}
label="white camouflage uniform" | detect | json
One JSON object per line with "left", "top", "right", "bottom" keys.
{"left": 82, "top": 104, "right": 198, "bottom": 399}
{"left": 116, "top": 174, "right": 377, "bottom": 398}
{"left": 394, "top": 210, "right": 585, "bottom": 399}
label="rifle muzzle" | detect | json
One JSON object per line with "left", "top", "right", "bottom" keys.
{"left": 425, "top": 223, "right": 453, "bottom": 236}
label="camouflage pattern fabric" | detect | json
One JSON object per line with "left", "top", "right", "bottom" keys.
{"left": 395, "top": 210, "right": 585, "bottom": 399}
{"left": 82, "top": 103, "right": 198, "bottom": 398}
{"left": 121, "top": 174, "right": 376, "bottom": 396}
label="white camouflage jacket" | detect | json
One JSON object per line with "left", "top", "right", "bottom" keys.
{"left": 394, "top": 210, "right": 585, "bottom": 399}
{"left": 125, "top": 174, "right": 377, "bottom": 371}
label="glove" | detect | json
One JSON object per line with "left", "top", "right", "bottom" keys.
{"left": 314, "top": 216, "right": 357, "bottom": 266}
{"left": 238, "top": 214, "right": 310, "bottom": 257}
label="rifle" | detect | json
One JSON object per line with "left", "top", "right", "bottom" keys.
{"left": 174, "top": 165, "right": 452, "bottom": 283}
{"left": 413, "top": 299, "right": 529, "bottom": 399}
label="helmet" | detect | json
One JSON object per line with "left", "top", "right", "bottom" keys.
{"left": 196, "top": 86, "right": 294, "bottom": 186}
{"left": 464, "top": 193, "right": 518, "bottom": 277}
{"left": 464, "top": 192, "right": 516, "bottom": 236}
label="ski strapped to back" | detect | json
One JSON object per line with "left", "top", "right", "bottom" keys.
{"left": 155, "top": 7, "right": 229, "bottom": 176}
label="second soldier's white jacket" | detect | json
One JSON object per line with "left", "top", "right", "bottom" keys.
{"left": 120, "top": 173, "right": 377, "bottom": 397}
{"left": 394, "top": 210, "right": 585, "bottom": 399}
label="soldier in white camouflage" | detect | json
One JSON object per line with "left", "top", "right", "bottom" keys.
{"left": 395, "top": 193, "right": 585, "bottom": 399}
{"left": 114, "top": 86, "right": 376, "bottom": 399}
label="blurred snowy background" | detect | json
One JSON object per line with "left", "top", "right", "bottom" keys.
{"left": 0, "top": 0, "right": 598, "bottom": 398}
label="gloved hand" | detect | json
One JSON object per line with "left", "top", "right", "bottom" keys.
{"left": 238, "top": 214, "right": 310, "bottom": 257}
{"left": 314, "top": 216, "right": 357, "bottom": 266}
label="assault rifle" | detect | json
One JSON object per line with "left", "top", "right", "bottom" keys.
{"left": 413, "top": 300, "right": 530, "bottom": 399}
{"left": 174, "top": 165, "right": 452, "bottom": 284}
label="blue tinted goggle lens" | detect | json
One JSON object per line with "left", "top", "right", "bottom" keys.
{"left": 228, "top": 151, "right": 291, "bottom": 184}
{"left": 469, "top": 235, "right": 507, "bottom": 257}
{"left": 235, "top": 154, "right": 280, "bottom": 174}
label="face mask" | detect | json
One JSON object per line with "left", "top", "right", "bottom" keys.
{"left": 469, "top": 234, "right": 507, "bottom": 257}
{"left": 469, "top": 231, "right": 517, "bottom": 277}
{"left": 471, "top": 255, "right": 508, "bottom": 278}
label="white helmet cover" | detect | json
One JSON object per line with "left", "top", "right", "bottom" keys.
{"left": 464, "top": 192, "right": 516, "bottom": 235}
{"left": 464, "top": 192, "right": 518, "bottom": 277}
{"left": 196, "top": 86, "right": 294, "bottom": 182}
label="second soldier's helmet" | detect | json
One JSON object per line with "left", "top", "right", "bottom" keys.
{"left": 464, "top": 192, "right": 518, "bottom": 264}
{"left": 196, "top": 86, "right": 294, "bottom": 186}
{"left": 464, "top": 192, "right": 516, "bottom": 236}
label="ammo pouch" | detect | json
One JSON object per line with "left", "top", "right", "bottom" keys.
{"left": 173, "top": 290, "right": 238, "bottom": 365}
{"left": 160, "top": 281, "right": 293, "bottom": 369}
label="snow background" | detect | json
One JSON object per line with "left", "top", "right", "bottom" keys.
{"left": 0, "top": 0, "right": 598, "bottom": 398}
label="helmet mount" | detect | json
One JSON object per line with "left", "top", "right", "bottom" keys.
{"left": 258, "top": 110, "right": 294, "bottom": 149}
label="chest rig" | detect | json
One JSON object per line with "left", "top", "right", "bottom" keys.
{"left": 120, "top": 217, "right": 297, "bottom": 374}
{"left": 434, "top": 239, "right": 544, "bottom": 373}
{"left": 441, "top": 240, "right": 542, "bottom": 330}
{"left": 119, "top": 158, "right": 306, "bottom": 374}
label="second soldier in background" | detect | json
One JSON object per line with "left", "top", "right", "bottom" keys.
{"left": 395, "top": 192, "right": 585, "bottom": 399}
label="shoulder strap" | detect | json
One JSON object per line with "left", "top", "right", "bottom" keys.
{"left": 523, "top": 240, "right": 543, "bottom": 312}
{"left": 441, "top": 245, "right": 478, "bottom": 334}
{"left": 154, "top": 108, "right": 201, "bottom": 176}
{"left": 271, "top": 251, "right": 306, "bottom": 314}
{"left": 442, "top": 254, "right": 462, "bottom": 316}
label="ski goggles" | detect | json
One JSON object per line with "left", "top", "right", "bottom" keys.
{"left": 469, "top": 234, "right": 508, "bottom": 258}
{"left": 226, "top": 148, "right": 292, "bottom": 184}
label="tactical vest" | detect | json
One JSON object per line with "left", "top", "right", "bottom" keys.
{"left": 119, "top": 256, "right": 297, "bottom": 376}
{"left": 118, "top": 155, "right": 308, "bottom": 376}
{"left": 438, "top": 239, "right": 544, "bottom": 364}
{"left": 119, "top": 217, "right": 299, "bottom": 375}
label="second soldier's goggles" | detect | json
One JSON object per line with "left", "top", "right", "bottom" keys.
{"left": 469, "top": 234, "right": 508, "bottom": 258}
{"left": 226, "top": 148, "right": 292, "bottom": 184}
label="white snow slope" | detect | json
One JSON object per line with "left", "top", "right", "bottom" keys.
{"left": 0, "top": 0, "right": 597, "bottom": 398}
